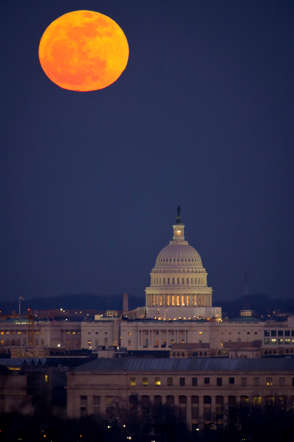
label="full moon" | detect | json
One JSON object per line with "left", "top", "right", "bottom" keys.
{"left": 38, "top": 10, "right": 129, "bottom": 91}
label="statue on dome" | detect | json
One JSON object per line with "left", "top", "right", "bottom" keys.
{"left": 176, "top": 205, "right": 182, "bottom": 224}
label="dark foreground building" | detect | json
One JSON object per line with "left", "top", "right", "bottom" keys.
{"left": 67, "top": 358, "right": 294, "bottom": 429}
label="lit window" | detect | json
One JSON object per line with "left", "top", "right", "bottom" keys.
{"left": 253, "top": 395, "right": 262, "bottom": 406}
{"left": 265, "top": 377, "right": 272, "bottom": 387}
{"left": 142, "top": 377, "right": 149, "bottom": 386}
{"left": 154, "top": 377, "right": 161, "bottom": 386}
{"left": 129, "top": 378, "right": 136, "bottom": 386}
{"left": 44, "top": 374, "right": 49, "bottom": 383}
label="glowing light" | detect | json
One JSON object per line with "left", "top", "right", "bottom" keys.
{"left": 39, "top": 10, "right": 129, "bottom": 91}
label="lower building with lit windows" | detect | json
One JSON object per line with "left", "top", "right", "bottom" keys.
{"left": 66, "top": 358, "right": 294, "bottom": 429}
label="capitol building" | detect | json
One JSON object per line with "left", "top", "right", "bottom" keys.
{"left": 144, "top": 208, "right": 221, "bottom": 321}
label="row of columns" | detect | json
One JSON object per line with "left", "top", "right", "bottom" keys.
{"left": 138, "top": 329, "right": 189, "bottom": 348}
{"left": 146, "top": 294, "right": 211, "bottom": 307}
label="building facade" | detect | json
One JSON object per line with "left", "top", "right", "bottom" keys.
{"left": 67, "top": 358, "right": 294, "bottom": 429}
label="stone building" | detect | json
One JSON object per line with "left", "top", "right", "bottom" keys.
{"left": 0, "top": 319, "right": 81, "bottom": 356}
{"left": 67, "top": 358, "right": 294, "bottom": 429}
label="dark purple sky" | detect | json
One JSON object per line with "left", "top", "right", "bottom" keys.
{"left": 1, "top": 0, "right": 294, "bottom": 303}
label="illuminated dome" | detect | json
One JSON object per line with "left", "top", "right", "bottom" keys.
{"left": 155, "top": 244, "right": 204, "bottom": 270}
{"left": 145, "top": 208, "right": 221, "bottom": 320}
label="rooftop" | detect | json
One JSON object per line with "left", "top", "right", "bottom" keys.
{"left": 72, "top": 357, "right": 294, "bottom": 372}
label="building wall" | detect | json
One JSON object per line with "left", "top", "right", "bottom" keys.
{"left": 0, "top": 372, "right": 33, "bottom": 414}
{"left": 3, "top": 317, "right": 294, "bottom": 356}
{"left": 80, "top": 320, "right": 119, "bottom": 350}
{"left": 67, "top": 367, "right": 294, "bottom": 429}
{"left": 0, "top": 320, "right": 81, "bottom": 353}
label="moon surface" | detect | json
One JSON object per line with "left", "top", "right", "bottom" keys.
{"left": 38, "top": 10, "right": 129, "bottom": 91}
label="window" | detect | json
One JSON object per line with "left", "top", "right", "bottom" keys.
{"left": 216, "top": 377, "right": 222, "bottom": 386}
{"left": 279, "top": 377, "right": 285, "bottom": 386}
{"left": 191, "top": 396, "right": 199, "bottom": 419}
{"left": 285, "top": 330, "right": 290, "bottom": 337}
{"left": 80, "top": 395, "right": 87, "bottom": 405}
{"left": 254, "top": 377, "right": 260, "bottom": 386}
{"left": 192, "top": 377, "right": 198, "bottom": 386}
{"left": 253, "top": 395, "right": 262, "bottom": 406}
{"left": 204, "top": 377, "right": 210, "bottom": 385}
{"left": 179, "top": 395, "right": 187, "bottom": 405}
{"left": 229, "top": 377, "right": 235, "bottom": 385}
{"left": 240, "top": 396, "right": 249, "bottom": 407}
{"left": 80, "top": 395, "right": 88, "bottom": 416}
{"left": 203, "top": 396, "right": 211, "bottom": 404}
{"left": 166, "top": 395, "right": 174, "bottom": 406}
{"left": 142, "top": 377, "right": 149, "bottom": 386}
{"left": 216, "top": 396, "right": 224, "bottom": 419}
{"left": 129, "top": 395, "right": 138, "bottom": 408}
{"left": 179, "top": 377, "right": 185, "bottom": 386}
{"left": 80, "top": 407, "right": 87, "bottom": 417}
{"left": 278, "top": 330, "right": 283, "bottom": 337}
{"left": 271, "top": 330, "right": 276, "bottom": 337}
{"left": 154, "top": 395, "right": 162, "bottom": 407}
{"left": 266, "top": 377, "right": 272, "bottom": 387}
{"left": 129, "top": 377, "right": 136, "bottom": 386}
{"left": 154, "top": 377, "right": 161, "bottom": 386}
{"left": 167, "top": 377, "right": 173, "bottom": 386}
{"left": 241, "top": 377, "right": 247, "bottom": 386}
{"left": 93, "top": 396, "right": 100, "bottom": 414}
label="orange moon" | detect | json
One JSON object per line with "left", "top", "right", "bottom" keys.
{"left": 38, "top": 10, "right": 129, "bottom": 91}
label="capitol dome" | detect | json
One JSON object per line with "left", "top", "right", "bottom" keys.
{"left": 155, "top": 243, "right": 203, "bottom": 268}
{"left": 145, "top": 208, "right": 220, "bottom": 320}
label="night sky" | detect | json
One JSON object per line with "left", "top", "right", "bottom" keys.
{"left": 1, "top": 1, "right": 294, "bottom": 304}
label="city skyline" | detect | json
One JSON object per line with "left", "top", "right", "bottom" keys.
{"left": 1, "top": 1, "right": 294, "bottom": 302}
